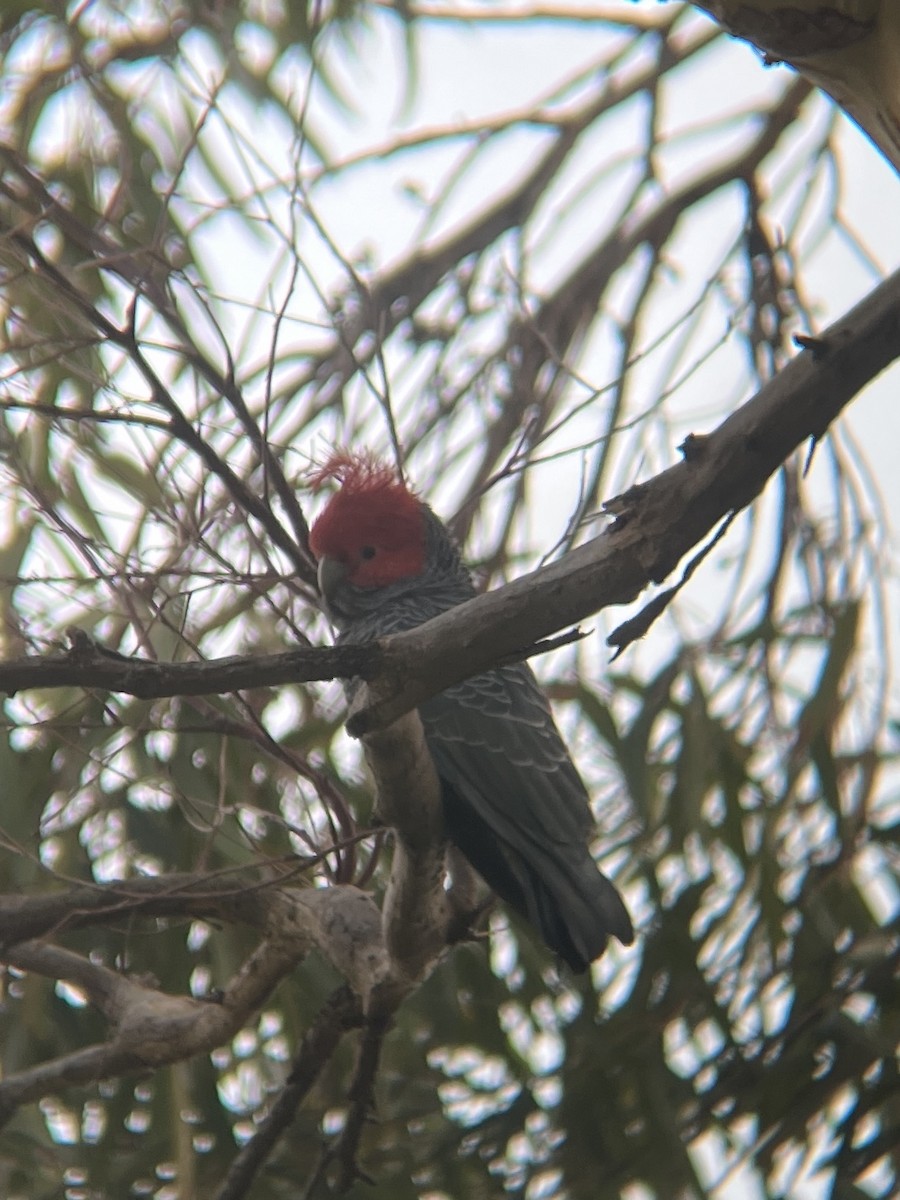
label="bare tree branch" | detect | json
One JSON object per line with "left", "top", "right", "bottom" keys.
{"left": 0, "top": 866, "right": 431, "bottom": 1132}
{"left": 360, "top": 700, "right": 455, "bottom": 987}
{"left": 0, "top": 922, "right": 307, "bottom": 1126}
{"left": 333, "top": 1014, "right": 390, "bottom": 1192}
{"left": 0, "top": 635, "right": 379, "bottom": 697}
{"left": 689, "top": 1, "right": 900, "bottom": 173}
{"left": 216, "top": 986, "right": 363, "bottom": 1200}
{"left": 0, "top": 729, "right": 461, "bottom": 1136}
{"left": 350, "top": 264, "right": 900, "bottom": 731}
{"left": 3, "top": 266, "right": 899, "bottom": 742}
{"left": 0, "top": 872, "right": 270, "bottom": 945}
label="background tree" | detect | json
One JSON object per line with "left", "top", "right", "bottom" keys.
{"left": 0, "top": 3, "right": 898, "bottom": 1199}
{"left": 688, "top": 0, "right": 900, "bottom": 172}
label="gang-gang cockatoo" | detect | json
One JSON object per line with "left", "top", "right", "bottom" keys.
{"left": 309, "top": 452, "right": 633, "bottom": 971}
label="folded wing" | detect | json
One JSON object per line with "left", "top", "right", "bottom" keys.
{"left": 418, "top": 662, "right": 633, "bottom": 971}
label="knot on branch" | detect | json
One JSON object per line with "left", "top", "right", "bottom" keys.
{"left": 114, "top": 989, "right": 206, "bottom": 1066}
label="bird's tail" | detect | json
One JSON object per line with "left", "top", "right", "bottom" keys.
{"left": 441, "top": 783, "right": 632, "bottom": 972}
{"left": 526, "top": 856, "right": 633, "bottom": 972}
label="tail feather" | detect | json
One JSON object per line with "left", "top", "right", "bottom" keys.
{"left": 441, "top": 780, "right": 632, "bottom": 972}
{"left": 522, "top": 856, "right": 633, "bottom": 972}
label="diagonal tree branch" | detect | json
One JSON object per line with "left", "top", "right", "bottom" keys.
{"left": 0, "top": 925, "right": 308, "bottom": 1126}
{"left": 0, "top": 743, "right": 457, "bottom": 1137}
{"left": 349, "top": 263, "right": 900, "bottom": 732}
{"left": 688, "top": 1, "right": 900, "bottom": 174}
{"left": 215, "top": 985, "right": 364, "bottom": 1200}
{"left": 333, "top": 1013, "right": 391, "bottom": 1192}
{"left": 3, "top": 265, "right": 898, "bottom": 735}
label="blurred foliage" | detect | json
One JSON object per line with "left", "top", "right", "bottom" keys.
{"left": 0, "top": 2, "right": 898, "bottom": 1199}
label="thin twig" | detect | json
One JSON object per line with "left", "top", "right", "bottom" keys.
{"left": 334, "top": 1015, "right": 391, "bottom": 1191}
{"left": 216, "top": 986, "right": 363, "bottom": 1200}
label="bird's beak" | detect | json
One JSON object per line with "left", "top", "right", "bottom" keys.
{"left": 316, "top": 555, "right": 349, "bottom": 607}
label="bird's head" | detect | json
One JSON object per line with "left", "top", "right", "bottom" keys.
{"left": 309, "top": 451, "right": 428, "bottom": 616}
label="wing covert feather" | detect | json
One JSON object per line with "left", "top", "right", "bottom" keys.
{"left": 418, "top": 662, "right": 595, "bottom": 854}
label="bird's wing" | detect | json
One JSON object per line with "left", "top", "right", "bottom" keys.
{"left": 418, "top": 662, "right": 595, "bottom": 854}
{"left": 418, "top": 661, "right": 633, "bottom": 961}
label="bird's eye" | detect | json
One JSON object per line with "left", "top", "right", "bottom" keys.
{"left": 359, "top": 546, "right": 377, "bottom": 560}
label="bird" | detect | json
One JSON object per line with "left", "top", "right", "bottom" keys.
{"left": 308, "top": 450, "right": 633, "bottom": 972}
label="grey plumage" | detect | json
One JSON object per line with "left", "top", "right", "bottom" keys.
{"left": 322, "top": 507, "right": 633, "bottom": 971}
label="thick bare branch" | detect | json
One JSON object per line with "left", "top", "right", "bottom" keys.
{"left": 0, "top": 925, "right": 304, "bottom": 1126}
{"left": 0, "top": 877, "right": 405, "bottom": 1132}
{"left": 349, "top": 264, "right": 900, "bottom": 732}
{"left": 0, "top": 636, "right": 379, "bottom": 698}
{"left": 3, "top": 268, "right": 899, "bottom": 735}
{"left": 0, "top": 1042, "right": 139, "bottom": 1127}
{"left": 3, "top": 941, "right": 134, "bottom": 1019}
{"left": 360, "top": 700, "right": 454, "bottom": 988}
{"left": 690, "top": 1, "right": 900, "bottom": 173}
